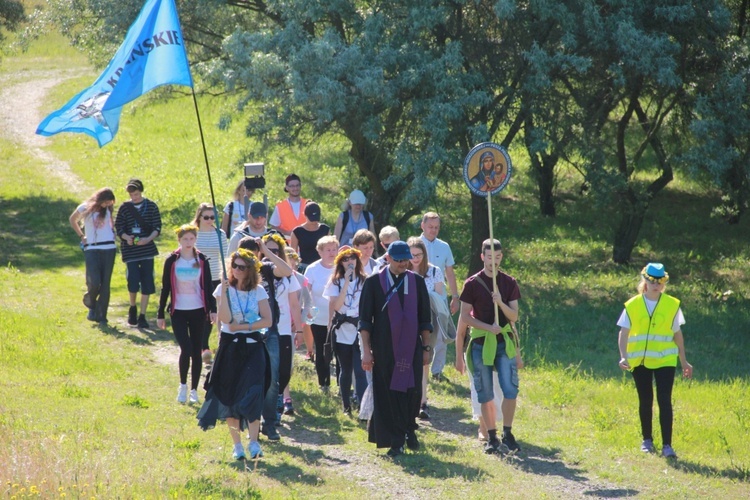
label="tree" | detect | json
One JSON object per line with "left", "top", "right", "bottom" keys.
{"left": 0, "top": 0, "right": 24, "bottom": 47}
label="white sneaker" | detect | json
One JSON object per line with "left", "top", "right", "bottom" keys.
{"left": 189, "top": 389, "right": 199, "bottom": 404}
{"left": 177, "top": 384, "right": 188, "bottom": 404}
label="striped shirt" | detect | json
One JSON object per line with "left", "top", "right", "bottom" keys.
{"left": 115, "top": 199, "right": 162, "bottom": 263}
{"left": 196, "top": 229, "right": 228, "bottom": 281}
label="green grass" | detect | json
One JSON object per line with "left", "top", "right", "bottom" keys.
{"left": 1, "top": 30, "right": 749, "bottom": 498}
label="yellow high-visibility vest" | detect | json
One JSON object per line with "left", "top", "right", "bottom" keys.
{"left": 625, "top": 293, "right": 680, "bottom": 369}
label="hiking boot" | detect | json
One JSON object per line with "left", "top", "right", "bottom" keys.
{"left": 127, "top": 306, "right": 138, "bottom": 326}
{"left": 189, "top": 389, "right": 199, "bottom": 404}
{"left": 137, "top": 314, "right": 149, "bottom": 328}
{"left": 232, "top": 442, "right": 246, "bottom": 460}
{"left": 641, "top": 439, "right": 655, "bottom": 453}
{"left": 502, "top": 431, "right": 521, "bottom": 453}
{"left": 283, "top": 399, "right": 295, "bottom": 415}
{"left": 406, "top": 431, "right": 420, "bottom": 451}
{"left": 386, "top": 446, "right": 403, "bottom": 458}
{"left": 661, "top": 445, "right": 678, "bottom": 458}
{"left": 176, "top": 384, "right": 188, "bottom": 404}
{"left": 249, "top": 441, "right": 263, "bottom": 459}
{"left": 418, "top": 403, "right": 430, "bottom": 420}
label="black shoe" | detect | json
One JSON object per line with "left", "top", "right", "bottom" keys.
{"left": 343, "top": 407, "right": 352, "bottom": 417}
{"left": 406, "top": 432, "right": 420, "bottom": 451}
{"left": 283, "top": 399, "right": 295, "bottom": 416}
{"left": 137, "top": 314, "right": 149, "bottom": 329}
{"left": 431, "top": 372, "right": 443, "bottom": 382}
{"left": 485, "top": 438, "right": 509, "bottom": 454}
{"left": 418, "top": 403, "right": 430, "bottom": 420}
{"left": 502, "top": 431, "right": 521, "bottom": 453}
{"left": 127, "top": 306, "right": 138, "bottom": 326}
{"left": 87, "top": 309, "right": 97, "bottom": 322}
{"left": 386, "top": 446, "right": 404, "bottom": 458}
{"left": 262, "top": 425, "right": 281, "bottom": 441}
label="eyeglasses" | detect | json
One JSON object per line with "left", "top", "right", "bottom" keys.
{"left": 202, "top": 215, "right": 215, "bottom": 220}
{"left": 341, "top": 255, "right": 358, "bottom": 262}
{"left": 232, "top": 263, "right": 248, "bottom": 271}
{"left": 410, "top": 252, "right": 424, "bottom": 259}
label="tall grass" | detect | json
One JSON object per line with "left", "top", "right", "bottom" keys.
{"left": 1, "top": 29, "right": 749, "bottom": 498}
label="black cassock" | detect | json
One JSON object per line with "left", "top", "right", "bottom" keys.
{"left": 359, "top": 269, "right": 433, "bottom": 449}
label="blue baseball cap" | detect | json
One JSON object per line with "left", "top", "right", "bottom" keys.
{"left": 387, "top": 240, "right": 413, "bottom": 261}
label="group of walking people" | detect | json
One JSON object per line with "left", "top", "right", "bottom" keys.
{"left": 69, "top": 174, "right": 693, "bottom": 462}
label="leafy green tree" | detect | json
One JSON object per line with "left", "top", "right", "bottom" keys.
{"left": 0, "top": 0, "right": 24, "bottom": 47}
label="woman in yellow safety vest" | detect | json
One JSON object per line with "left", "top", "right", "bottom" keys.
{"left": 617, "top": 263, "right": 693, "bottom": 459}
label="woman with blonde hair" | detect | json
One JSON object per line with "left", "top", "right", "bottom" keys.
{"left": 221, "top": 180, "right": 255, "bottom": 237}
{"left": 192, "top": 203, "right": 227, "bottom": 365}
{"left": 157, "top": 225, "right": 217, "bottom": 405}
{"left": 198, "top": 249, "right": 272, "bottom": 460}
{"left": 617, "top": 263, "right": 693, "bottom": 458}
{"left": 69, "top": 187, "right": 117, "bottom": 324}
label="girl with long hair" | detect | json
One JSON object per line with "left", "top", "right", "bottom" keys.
{"left": 157, "top": 225, "right": 217, "bottom": 405}
{"left": 69, "top": 187, "right": 117, "bottom": 324}
{"left": 324, "top": 246, "right": 368, "bottom": 415}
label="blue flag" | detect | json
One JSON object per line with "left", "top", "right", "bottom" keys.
{"left": 36, "top": 0, "right": 193, "bottom": 147}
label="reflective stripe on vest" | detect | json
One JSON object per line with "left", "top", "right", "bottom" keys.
{"left": 276, "top": 198, "right": 307, "bottom": 234}
{"left": 624, "top": 293, "right": 680, "bottom": 369}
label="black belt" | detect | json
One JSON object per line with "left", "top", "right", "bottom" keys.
{"left": 84, "top": 241, "right": 115, "bottom": 248}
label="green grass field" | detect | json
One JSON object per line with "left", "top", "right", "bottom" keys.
{"left": 1, "top": 28, "right": 749, "bottom": 499}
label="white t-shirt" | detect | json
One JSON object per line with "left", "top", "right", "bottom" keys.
{"left": 323, "top": 276, "right": 364, "bottom": 345}
{"left": 214, "top": 283, "right": 269, "bottom": 341}
{"left": 227, "top": 225, "right": 266, "bottom": 254}
{"left": 422, "top": 264, "right": 445, "bottom": 293}
{"left": 269, "top": 199, "right": 302, "bottom": 227}
{"left": 275, "top": 274, "right": 301, "bottom": 335}
{"left": 304, "top": 260, "right": 334, "bottom": 326}
{"left": 174, "top": 256, "right": 204, "bottom": 310}
{"left": 77, "top": 204, "right": 116, "bottom": 250}
{"left": 224, "top": 200, "right": 248, "bottom": 234}
{"left": 616, "top": 296, "right": 685, "bottom": 332}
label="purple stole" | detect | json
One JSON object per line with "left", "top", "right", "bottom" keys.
{"left": 379, "top": 269, "right": 418, "bottom": 392}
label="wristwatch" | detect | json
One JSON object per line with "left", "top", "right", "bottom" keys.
{"left": 422, "top": 345, "right": 432, "bottom": 352}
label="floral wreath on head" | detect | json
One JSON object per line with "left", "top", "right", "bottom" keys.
{"left": 174, "top": 224, "right": 199, "bottom": 237}
{"left": 284, "top": 247, "right": 299, "bottom": 262}
{"left": 262, "top": 232, "right": 287, "bottom": 252}
{"left": 641, "top": 267, "right": 669, "bottom": 284}
{"left": 334, "top": 245, "right": 362, "bottom": 267}
{"left": 233, "top": 248, "right": 262, "bottom": 272}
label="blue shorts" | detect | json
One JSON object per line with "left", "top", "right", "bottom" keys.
{"left": 470, "top": 341, "right": 519, "bottom": 403}
{"left": 126, "top": 259, "right": 156, "bottom": 294}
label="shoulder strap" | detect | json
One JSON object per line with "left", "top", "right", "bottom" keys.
{"left": 338, "top": 211, "right": 349, "bottom": 241}
{"left": 475, "top": 273, "right": 493, "bottom": 296}
{"left": 363, "top": 211, "right": 371, "bottom": 227}
{"left": 125, "top": 201, "right": 152, "bottom": 233}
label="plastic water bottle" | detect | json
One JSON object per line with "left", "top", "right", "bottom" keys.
{"left": 306, "top": 306, "right": 319, "bottom": 325}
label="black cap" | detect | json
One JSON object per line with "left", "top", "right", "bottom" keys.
{"left": 304, "top": 202, "right": 321, "bottom": 221}
{"left": 126, "top": 178, "right": 144, "bottom": 192}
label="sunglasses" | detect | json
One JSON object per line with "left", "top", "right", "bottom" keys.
{"left": 232, "top": 263, "right": 248, "bottom": 271}
{"left": 341, "top": 255, "right": 358, "bottom": 262}
{"left": 393, "top": 258, "right": 410, "bottom": 263}
{"left": 267, "top": 247, "right": 280, "bottom": 255}
{"left": 202, "top": 215, "right": 215, "bottom": 220}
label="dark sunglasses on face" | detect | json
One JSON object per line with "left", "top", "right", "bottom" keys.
{"left": 202, "top": 215, "right": 215, "bottom": 220}
{"left": 393, "top": 258, "right": 410, "bottom": 263}
{"left": 341, "top": 255, "right": 357, "bottom": 262}
{"left": 232, "top": 263, "right": 248, "bottom": 271}
{"left": 267, "top": 247, "right": 280, "bottom": 255}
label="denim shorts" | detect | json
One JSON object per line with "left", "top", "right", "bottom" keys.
{"left": 470, "top": 341, "right": 519, "bottom": 403}
{"left": 126, "top": 259, "right": 155, "bottom": 294}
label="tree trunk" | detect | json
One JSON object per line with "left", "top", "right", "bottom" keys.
{"left": 533, "top": 153, "right": 557, "bottom": 217}
{"left": 612, "top": 189, "right": 648, "bottom": 264}
{"left": 469, "top": 193, "right": 490, "bottom": 276}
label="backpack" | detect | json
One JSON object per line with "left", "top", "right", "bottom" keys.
{"left": 337, "top": 210, "right": 371, "bottom": 241}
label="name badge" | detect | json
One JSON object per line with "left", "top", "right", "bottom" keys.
{"left": 346, "top": 308, "right": 358, "bottom": 317}
{"left": 132, "top": 226, "right": 141, "bottom": 235}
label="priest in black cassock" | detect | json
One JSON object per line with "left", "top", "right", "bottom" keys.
{"left": 359, "top": 240, "right": 433, "bottom": 458}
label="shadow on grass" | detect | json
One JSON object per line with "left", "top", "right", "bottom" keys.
{"left": 666, "top": 457, "right": 750, "bottom": 482}
{"left": 0, "top": 195, "right": 82, "bottom": 270}
{"left": 96, "top": 319, "right": 177, "bottom": 346}
{"left": 388, "top": 448, "right": 486, "bottom": 481}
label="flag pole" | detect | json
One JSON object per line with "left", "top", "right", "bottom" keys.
{"left": 190, "top": 86, "right": 232, "bottom": 313}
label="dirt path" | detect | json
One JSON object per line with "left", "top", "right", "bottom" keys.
{"left": 0, "top": 68, "right": 92, "bottom": 196}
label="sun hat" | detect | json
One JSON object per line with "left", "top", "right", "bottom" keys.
{"left": 641, "top": 263, "right": 669, "bottom": 284}
{"left": 387, "top": 240, "right": 413, "bottom": 261}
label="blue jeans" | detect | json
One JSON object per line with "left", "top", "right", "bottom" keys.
{"left": 84, "top": 248, "right": 116, "bottom": 322}
{"left": 262, "top": 326, "right": 280, "bottom": 427}
{"left": 470, "top": 341, "right": 519, "bottom": 403}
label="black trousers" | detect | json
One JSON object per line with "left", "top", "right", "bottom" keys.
{"left": 278, "top": 334, "right": 294, "bottom": 395}
{"left": 311, "top": 324, "right": 330, "bottom": 387}
{"left": 171, "top": 308, "right": 206, "bottom": 390}
{"left": 631, "top": 365, "right": 676, "bottom": 445}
